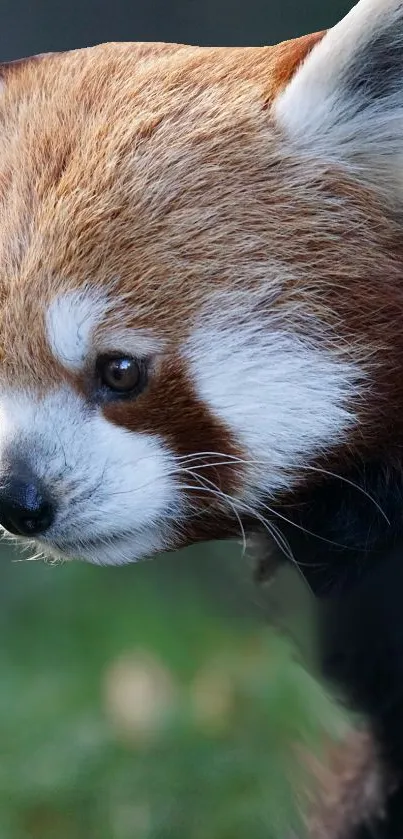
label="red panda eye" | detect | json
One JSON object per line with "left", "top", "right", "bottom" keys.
{"left": 96, "top": 355, "right": 143, "bottom": 396}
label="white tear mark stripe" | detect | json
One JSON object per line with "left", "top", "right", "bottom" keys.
{"left": 46, "top": 286, "right": 163, "bottom": 371}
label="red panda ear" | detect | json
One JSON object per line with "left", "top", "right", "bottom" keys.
{"left": 274, "top": 0, "right": 403, "bottom": 206}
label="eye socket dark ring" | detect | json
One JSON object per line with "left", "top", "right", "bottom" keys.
{"left": 95, "top": 354, "right": 148, "bottom": 402}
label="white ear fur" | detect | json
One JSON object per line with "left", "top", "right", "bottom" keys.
{"left": 274, "top": 0, "right": 403, "bottom": 204}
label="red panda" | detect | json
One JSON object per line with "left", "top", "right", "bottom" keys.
{"left": 0, "top": 0, "right": 402, "bottom": 835}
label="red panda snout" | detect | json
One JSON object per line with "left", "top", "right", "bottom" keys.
{"left": 0, "top": 281, "right": 364, "bottom": 566}
{"left": 0, "top": 458, "right": 55, "bottom": 538}
{"left": 0, "top": 9, "right": 402, "bottom": 566}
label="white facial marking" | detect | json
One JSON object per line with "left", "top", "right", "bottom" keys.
{"left": 4, "top": 296, "right": 363, "bottom": 566}
{"left": 0, "top": 387, "right": 182, "bottom": 565}
{"left": 95, "top": 326, "right": 163, "bottom": 359}
{"left": 46, "top": 287, "right": 107, "bottom": 371}
{"left": 46, "top": 288, "right": 163, "bottom": 371}
{"left": 186, "top": 317, "right": 363, "bottom": 497}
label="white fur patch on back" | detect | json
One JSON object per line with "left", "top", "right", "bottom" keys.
{"left": 186, "top": 317, "right": 363, "bottom": 496}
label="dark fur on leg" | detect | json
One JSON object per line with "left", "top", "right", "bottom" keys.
{"left": 258, "top": 459, "right": 403, "bottom": 837}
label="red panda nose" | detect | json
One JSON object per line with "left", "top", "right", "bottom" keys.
{"left": 0, "top": 466, "right": 55, "bottom": 537}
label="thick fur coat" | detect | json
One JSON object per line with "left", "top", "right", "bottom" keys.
{"left": 0, "top": 1, "right": 403, "bottom": 835}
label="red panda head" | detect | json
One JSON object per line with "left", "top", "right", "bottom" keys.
{"left": 0, "top": 0, "right": 401, "bottom": 567}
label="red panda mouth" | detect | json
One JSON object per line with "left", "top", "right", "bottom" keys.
{"left": 50, "top": 531, "right": 144, "bottom": 553}
{"left": 40, "top": 523, "right": 171, "bottom": 565}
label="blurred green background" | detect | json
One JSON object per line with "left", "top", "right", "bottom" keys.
{"left": 0, "top": 542, "right": 350, "bottom": 839}
{"left": 0, "top": 1, "right": 354, "bottom": 837}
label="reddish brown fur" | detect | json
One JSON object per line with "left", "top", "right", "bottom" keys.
{"left": 0, "top": 33, "right": 401, "bottom": 837}
{"left": 304, "top": 728, "right": 389, "bottom": 839}
{"left": 0, "top": 36, "right": 333, "bottom": 519}
{"left": 1, "top": 36, "right": 403, "bottom": 484}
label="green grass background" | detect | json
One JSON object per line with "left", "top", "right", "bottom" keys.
{"left": 0, "top": 541, "right": 348, "bottom": 839}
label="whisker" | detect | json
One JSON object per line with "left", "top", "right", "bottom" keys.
{"left": 302, "top": 463, "right": 390, "bottom": 524}
{"left": 179, "top": 461, "right": 371, "bottom": 562}
{"left": 253, "top": 497, "right": 365, "bottom": 555}
{"left": 178, "top": 474, "right": 248, "bottom": 555}
{"left": 174, "top": 451, "right": 390, "bottom": 525}
{"left": 180, "top": 467, "right": 304, "bottom": 575}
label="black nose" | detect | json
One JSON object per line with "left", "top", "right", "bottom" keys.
{"left": 0, "top": 468, "right": 55, "bottom": 537}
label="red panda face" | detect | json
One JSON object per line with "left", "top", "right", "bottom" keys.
{"left": 0, "top": 1, "right": 403, "bottom": 566}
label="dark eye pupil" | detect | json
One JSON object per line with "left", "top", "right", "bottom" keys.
{"left": 101, "top": 357, "right": 140, "bottom": 392}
